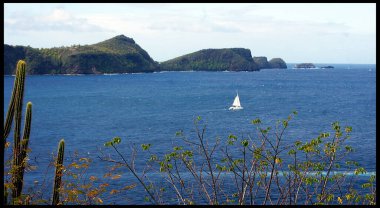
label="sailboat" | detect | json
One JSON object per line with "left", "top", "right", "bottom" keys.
{"left": 229, "top": 92, "right": 243, "bottom": 110}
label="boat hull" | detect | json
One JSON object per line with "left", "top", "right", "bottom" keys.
{"left": 229, "top": 106, "right": 243, "bottom": 110}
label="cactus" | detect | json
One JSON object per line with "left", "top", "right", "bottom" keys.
{"left": 3, "top": 60, "right": 34, "bottom": 204}
{"left": 4, "top": 60, "right": 67, "bottom": 205}
{"left": 15, "top": 102, "right": 33, "bottom": 198}
{"left": 52, "top": 139, "right": 65, "bottom": 205}
{"left": 4, "top": 60, "right": 25, "bottom": 141}
{"left": 2, "top": 60, "right": 29, "bottom": 202}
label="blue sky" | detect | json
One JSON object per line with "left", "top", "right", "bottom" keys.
{"left": 4, "top": 3, "right": 376, "bottom": 64}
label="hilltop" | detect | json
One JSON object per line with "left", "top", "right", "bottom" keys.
{"left": 4, "top": 35, "right": 158, "bottom": 74}
{"left": 160, "top": 50, "right": 287, "bottom": 71}
{"left": 159, "top": 48, "right": 260, "bottom": 71}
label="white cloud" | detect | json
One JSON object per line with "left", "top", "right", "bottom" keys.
{"left": 5, "top": 7, "right": 112, "bottom": 33}
{"left": 4, "top": 3, "right": 376, "bottom": 64}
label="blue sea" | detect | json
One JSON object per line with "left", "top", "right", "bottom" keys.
{"left": 3, "top": 64, "right": 376, "bottom": 204}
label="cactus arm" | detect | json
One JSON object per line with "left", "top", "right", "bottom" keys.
{"left": 52, "top": 139, "right": 65, "bottom": 205}
{"left": 15, "top": 102, "right": 33, "bottom": 198}
{"left": 3, "top": 63, "right": 19, "bottom": 140}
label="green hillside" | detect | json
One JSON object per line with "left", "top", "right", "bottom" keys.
{"left": 159, "top": 48, "right": 260, "bottom": 71}
{"left": 4, "top": 35, "right": 158, "bottom": 75}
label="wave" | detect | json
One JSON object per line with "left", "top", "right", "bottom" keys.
{"left": 103, "top": 73, "right": 121, "bottom": 75}
{"left": 62, "top": 74, "right": 85, "bottom": 76}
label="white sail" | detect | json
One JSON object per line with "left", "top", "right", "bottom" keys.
{"left": 232, "top": 94, "right": 241, "bottom": 107}
{"left": 229, "top": 93, "right": 243, "bottom": 110}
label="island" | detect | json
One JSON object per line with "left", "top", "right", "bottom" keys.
{"left": 253, "top": 56, "right": 271, "bottom": 69}
{"left": 160, "top": 48, "right": 260, "bottom": 71}
{"left": 268, "top": 58, "right": 287, "bottom": 69}
{"left": 321, "top": 66, "right": 334, "bottom": 69}
{"left": 4, "top": 35, "right": 287, "bottom": 75}
{"left": 293, "top": 63, "right": 316, "bottom": 69}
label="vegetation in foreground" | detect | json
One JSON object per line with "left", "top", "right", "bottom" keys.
{"left": 3, "top": 60, "right": 376, "bottom": 205}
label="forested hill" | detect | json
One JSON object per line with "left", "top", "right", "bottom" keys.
{"left": 159, "top": 48, "right": 260, "bottom": 71}
{"left": 4, "top": 35, "right": 287, "bottom": 75}
{"left": 4, "top": 35, "right": 158, "bottom": 75}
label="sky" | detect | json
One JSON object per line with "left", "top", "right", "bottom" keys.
{"left": 4, "top": 3, "right": 376, "bottom": 64}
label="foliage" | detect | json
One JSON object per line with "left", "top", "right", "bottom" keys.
{"left": 101, "top": 112, "right": 376, "bottom": 205}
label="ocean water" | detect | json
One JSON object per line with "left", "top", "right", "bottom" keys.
{"left": 3, "top": 64, "right": 376, "bottom": 204}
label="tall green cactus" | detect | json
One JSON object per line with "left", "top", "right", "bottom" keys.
{"left": 4, "top": 60, "right": 25, "bottom": 141}
{"left": 4, "top": 60, "right": 67, "bottom": 205}
{"left": 52, "top": 139, "right": 65, "bottom": 205}
{"left": 2, "top": 60, "right": 31, "bottom": 202}
{"left": 3, "top": 60, "right": 34, "bottom": 204}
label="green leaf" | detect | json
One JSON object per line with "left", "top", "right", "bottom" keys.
{"left": 241, "top": 139, "right": 249, "bottom": 147}
{"left": 175, "top": 130, "right": 183, "bottom": 137}
{"left": 354, "top": 167, "right": 366, "bottom": 175}
{"left": 332, "top": 121, "right": 340, "bottom": 131}
{"left": 345, "top": 126, "right": 352, "bottom": 133}
{"left": 104, "top": 141, "right": 113, "bottom": 147}
{"left": 113, "top": 137, "right": 121, "bottom": 144}
{"left": 283, "top": 120, "right": 288, "bottom": 128}
{"left": 288, "top": 149, "right": 296, "bottom": 155}
{"left": 228, "top": 134, "right": 237, "bottom": 139}
{"left": 345, "top": 145, "right": 353, "bottom": 152}
{"left": 320, "top": 132, "right": 330, "bottom": 138}
{"left": 251, "top": 118, "right": 261, "bottom": 124}
{"left": 361, "top": 183, "right": 371, "bottom": 189}
{"left": 141, "top": 143, "right": 151, "bottom": 151}
{"left": 173, "top": 146, "right": 183, "bottom": 151}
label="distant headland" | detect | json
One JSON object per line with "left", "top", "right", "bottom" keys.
{"left": 293, "top": 63, "right": 317, "bottom": 69}
{"left": 293, "top": 63, "right": 335, "bottom": 69}
{"left": 4, "top": 35, "right": 287, "bottom": 75}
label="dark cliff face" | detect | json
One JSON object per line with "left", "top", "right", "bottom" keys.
{"left": 159, "top": 48, "right": 259, "bottom": 71}
{"left": 253, "top": 56, "right": 271, "bottom": 69}
{"left": 4, "top": 35, "right": 158, "bottom": 75}
{"left": 268, "top": 58, "right": 287, "bottom": 69}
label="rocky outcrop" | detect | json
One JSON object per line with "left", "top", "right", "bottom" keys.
{"left": 253, "top": 56, "right": 271, "bottom": 69}
{"left": 294, "top": 63, "right": 316, "bottom": 69}
{"left": 268, "top": 58, "right": 287, "bottom": 69}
